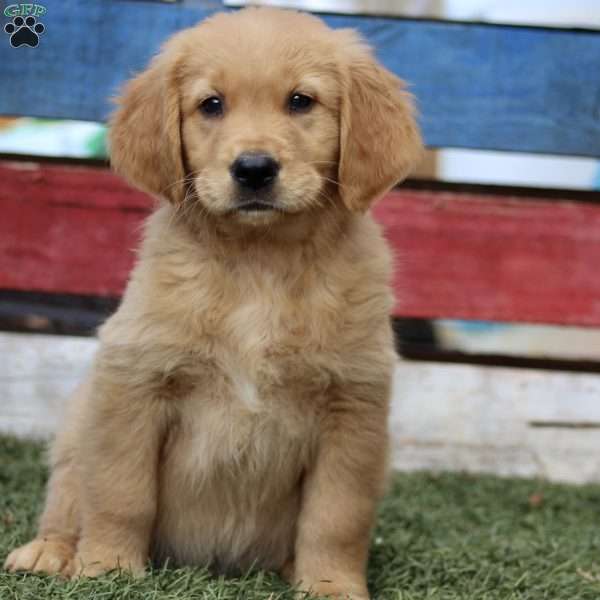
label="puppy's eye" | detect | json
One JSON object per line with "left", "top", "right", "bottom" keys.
{"left": 199, "top": 96, "right": 224, "bottom": 118}
{"left": 288, "top": 93, "right": 314, "bottom": 114}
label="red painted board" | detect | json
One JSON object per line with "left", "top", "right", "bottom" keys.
{"left": 2, "top": 160, "right": 600, "bottom": 326}
{"left": 374, "top": 190, "right": 600, "bottom": 326}
{"left": 0, "top": 161, "right": 152, "bottom": 297}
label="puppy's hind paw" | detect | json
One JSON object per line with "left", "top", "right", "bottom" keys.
{"left": 4, "top": 537, "right": 76, "bottom": 576}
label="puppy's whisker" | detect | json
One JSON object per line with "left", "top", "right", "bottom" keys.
{"left": 317, "top": 174, "right": 348, "bottom": 189}
{"left": 313, "top": 188, "right": 335, "bottom": 211}
{"left": 168, "top": 186, "right": 201, "bottom": 229}
{"left": 160, "top": 172, "right": 197, "bottom": 196}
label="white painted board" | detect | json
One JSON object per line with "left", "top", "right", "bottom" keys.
{"left": 225, "top": 0, "right": 600, "bottom": 30}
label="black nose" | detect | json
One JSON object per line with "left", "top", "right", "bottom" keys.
{"left": 230, "top": 153, "right": 280, "bottom": 190}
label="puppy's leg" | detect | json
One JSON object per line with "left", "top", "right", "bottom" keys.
{"left": 4, "top": 458, "right": 80, "bottom": 576}
{"left": 293, "top": 383, "right": 390, "bottom": 600}
{"left": 71, "top": 351, "right": 170, "bottom": 578}
{"left": 4, "top": 381, "right": 90, "bottom": 576}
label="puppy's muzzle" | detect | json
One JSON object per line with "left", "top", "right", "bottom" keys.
{"left": 230, "top": 152, "right": 281, "bottom": 213}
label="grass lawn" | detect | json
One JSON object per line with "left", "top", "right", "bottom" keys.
{"left": 1, "top": 435, "right": 600, "bottom": 599}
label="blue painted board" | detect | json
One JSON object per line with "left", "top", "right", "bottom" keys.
{"left": 1, "top": 0, "right": 600, "bottom": 156}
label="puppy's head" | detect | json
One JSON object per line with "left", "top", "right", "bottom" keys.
{"left": 110, "top": 8, "right": 422, "bottom": 227}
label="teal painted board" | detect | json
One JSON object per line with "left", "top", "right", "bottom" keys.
{"left": 1, "top": 1, "right": 600, "bottom": 156}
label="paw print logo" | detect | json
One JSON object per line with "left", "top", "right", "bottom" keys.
{"left": 4, "top": 16, "right": 45, "bottom": 48}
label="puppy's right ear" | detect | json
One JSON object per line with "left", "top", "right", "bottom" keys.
{"left": 109, "top": 43, "right": 186, "bottom": 204}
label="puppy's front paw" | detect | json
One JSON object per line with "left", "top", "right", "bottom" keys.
{"left": 4, "top": 537, "right": 75, "bottom": 576}
{"left": 72, "top": 546, "right": 146, "bottom": 579}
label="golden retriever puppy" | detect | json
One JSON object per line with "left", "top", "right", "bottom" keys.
{"left": 4, "top": 8, "right": 421, "bottom": 599}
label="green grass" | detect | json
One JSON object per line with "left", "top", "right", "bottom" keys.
{"left": 2, "top": 435, "right": 600, "bottom": 599}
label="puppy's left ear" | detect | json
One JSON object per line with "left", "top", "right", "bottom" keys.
{"left": 109, "top": 37, "right": 187, "bottom": 204}
{"left": 338, "top": 35, "right": 423, "bottom": 212}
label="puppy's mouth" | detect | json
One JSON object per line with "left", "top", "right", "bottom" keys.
{"left": 237, "top": 201, "right": 276, "bottom": 213}
{"left": 232, "top": 198, "right": 291, "bottom": 215}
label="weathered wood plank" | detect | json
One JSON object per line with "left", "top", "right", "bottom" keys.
{"left": 0, "top": 161, "right": 150, "bottom": 296}
{"left": 3, "top": 160, "right": 600, "bottom": 326}
{"left": 390, "top": 359, "right": 600, "bottom": 484}
{"left": 375, "top": 189, "right": 600, "bottom": 326}
{"left": 3, "top": 331, "right": 600, "bottom": 483}
{"left": 0, "top": 332, "right": 97, "bottom": 438}
{"left": 1, "top": 1, "right": 600, "bottom": 156}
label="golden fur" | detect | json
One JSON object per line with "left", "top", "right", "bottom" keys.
{"left": 4, "top": 8, "right": 422, "bottom": 599}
